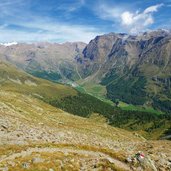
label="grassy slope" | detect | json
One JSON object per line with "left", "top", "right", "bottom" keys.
{"left": 3, "top": 92, "right": 170, "bottom": 171}
{"left": 1, "top": 62, "right": 171, "bottom": 170}
{"left": 1, "top": 61, "right": 139, "bottom": 170}
{"left": 0, "top": 61, "right": 77, "bottom": 99}
{"left": 49, "top": 92, "right": 171, "bottom": 140}
{"left": 0, "top": 61, "right": 170, "bottom": 140}
{"left": 0, "top": 90, "right": 140, "bottom": 171}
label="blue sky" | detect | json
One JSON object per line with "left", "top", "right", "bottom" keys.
{"left": 0, "top": 0, "right": 171, "bottom": 43}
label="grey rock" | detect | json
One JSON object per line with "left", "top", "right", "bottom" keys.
{"left": 32, "top": 157, "right": 45, "bottom": 164}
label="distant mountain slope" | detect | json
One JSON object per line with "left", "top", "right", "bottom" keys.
{"left": 78, "top": 30, "right": 171, "bottom": 113}
{"left": 0, "top": 42, "right": 86, "bottom": 82}
{"left": 0, "top": 60, "right": 77, "bottom": 99}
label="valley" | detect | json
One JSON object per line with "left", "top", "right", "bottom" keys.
{"left": 1, "top": 30, "right": 171, "bottom": 114}
{"left": 0, "top": 30, "right": 171, "bottom": 171}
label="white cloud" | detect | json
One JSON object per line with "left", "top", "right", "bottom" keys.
{"left": 0, "top": 41, "right": 18, "bottom": 46}
{"left": 95, "top": 3, "right": 163, "bottom": 34}
{"left": 144, "top": 4, "right": 163, "bottom": 14}
{"left": 0, "top": 19, "right": 103, "bottom": 43}
{"left": 144, "top": 16, "right": 154, "bottom": 26}
{"left": 0, "top": 0, "right": 101, "bottom": 43}
{"left": 120, "top": 4, "right": 163, "bottom": 33}
{"left": 121, "top": 12, "right": 134, "bottom": 25}
{"left": 95, "top": 4, "right": 122, "bottom": 20}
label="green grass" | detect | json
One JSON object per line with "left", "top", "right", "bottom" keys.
{"left": 82, "top": 83, "right": 107, "bottom": 97}
{"left": 75, "top": 85, "right": 86, "bottom": 93}
{"left": 74, "top": 82, "right": 163, "bottom": 115}
{"left": 90, "top": 85, "right": 105, "bottom": 94}
{"left": 120, "top": 104, "right": 163, "bottom": 115}
{"left": 74, "top": 83, "right": 114, "bottom": 106}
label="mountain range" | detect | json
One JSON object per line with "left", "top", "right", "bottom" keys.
{"left": 0, "top": 42, "right": 86, "bottom": 82}
{"left": 78, "top": 29, "right": 171, "bottom": 113}
{"left": 0, "top": 29, "right": 171, "bottom": 113}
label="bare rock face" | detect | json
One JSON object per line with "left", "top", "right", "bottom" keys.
{"left": 79, "top": 30, "right": 171, "bottom": 79}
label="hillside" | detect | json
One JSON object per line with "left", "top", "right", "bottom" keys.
{"left": 1, "top": 61, "right": 170, "bottom": 140}
{"left": 0, "top": 61, "right": 171, "bottom": 170}
{"left": 77, "top": 30, "right": 171, "bottom": 113}
{"left": 0, "top": 42, "right": 86, "bottom": 82}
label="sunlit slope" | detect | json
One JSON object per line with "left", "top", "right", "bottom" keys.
{"left": 0, "top": 60, "right": 171, "bottom": 170}
{"left": 0, "top": 85, "right": 171, "bottom": 171}
{"left": 0, "top": 61, "right": 77, "bottom": 99}
{"left": 0, "top": 74, "right": 141, "bottom": 171}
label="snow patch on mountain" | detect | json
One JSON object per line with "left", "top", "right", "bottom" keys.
{"left": 0, "top": 42, "right": 18, "bottom": 47}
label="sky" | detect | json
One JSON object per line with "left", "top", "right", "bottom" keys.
{"left": 0, "top": 0, "right": 171, "bottom": 43}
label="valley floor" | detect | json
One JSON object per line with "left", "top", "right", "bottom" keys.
{"left": 0, "top": 90, "right": 171, "bottom": 171}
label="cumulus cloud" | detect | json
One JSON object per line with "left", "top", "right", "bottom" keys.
{"left": 121, "top": 12, "right": 134, "bottom": 25}
{"left": 96, "top": 3, "right": 164, "bottom": 34}
{"left": 121, "top": 4, "right": 164, "bottom": 33}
